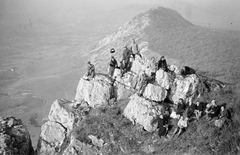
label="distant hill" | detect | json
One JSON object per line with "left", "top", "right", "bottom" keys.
{"left": 89, "top": 7, "right": 240, "bottom": 87}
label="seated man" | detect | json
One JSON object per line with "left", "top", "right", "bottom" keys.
{"left": 206, "top": 100, "right": 220, "bottom": 121}
{"left": 180, "top": 66, "right": 195, "bottom": 76}
{"left": 158, "top": 56, "right": 168, "bottom": 71}
{"left": 85, "top": 61, "right": 95, "bottom": 80}
{"left": 215, "top": 104, "right": 232, "bottom": 128}
{"left": 176, "top": 98, "right": 186, "bottom": 116}
{"left": 157, "top": 115, "right": 169, "bottom": 138}
{"left": 194, "top": 102, "right": 204, "bottom": 120}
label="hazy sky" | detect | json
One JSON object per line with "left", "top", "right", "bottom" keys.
{"left": 0, "top": 0, "right": 240, "bottom": 30}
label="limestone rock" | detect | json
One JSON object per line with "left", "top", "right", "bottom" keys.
{"left": 143, "top": 83, "right": 167, "bottom": 102}
{"left": 0, "top": 116, "right": 33, "bottom": 155}
{"left": 48, "top": 100, "right": 75, "bottom": 134}
{"left": 37, "top": 121, "right": 67, "bottom": 154}
{"left": 63, "top": 135, "right": 99, "bottom": 155}
{"left": 75, "top": 75, "right": 112, "bottom": 108}
{"left": 123, "top": 94, "right": 163, "bottom": 132}
{"left": 156, "top": 69, "right": 170, "bottom": 90}
{"left": 169, "top": 64, "right": 181, "bottom": 75}
{"left": 114, "top": 72, "right": 136, "bottom": 100}
{"left": 169, "top": 74, "right": 199, "bottom": 104}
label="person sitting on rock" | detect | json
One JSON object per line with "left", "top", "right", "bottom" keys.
{"left": 109, "top": 56, "right": 118, "bottom": 78}
{"left": 176, "top": 98, "right": 186, "bottom": 116}
{"left": 172, "top": 116, "right": 188, "bottom": 138}
{"left": 206, "top": 100, "right": 220, "bottom": 121}
{"left": 214, "top": 104, "right": 232, "bottom": 128}
{"left": 180, "top": 66, "right": 196, "bottom": 77}
{"left": 122, "top": 45, "right": 132, "bottom": 71}
{"left": 85, "top": 61, "right": 95, "bottom": 80}
{"left": 186, "top": 102, "right": 196, "bottom": 120}
{"left": 158, "top": 56, "right": 168, "bottom": 71}
{"left": 194, "top": 102, "right": 204, "bottom": 120}
{"left": 157, "top": 114, "right": 169, "bottom": 139}
{"left": 137, "top": 70, "right": 148, "bottom": 96}
{"left": 130, "top": 38, "right": 142, "bottom": 59}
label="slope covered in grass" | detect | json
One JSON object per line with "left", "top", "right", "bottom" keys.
{"left": 86, "top": 6, "right": 240, "bottom": 155}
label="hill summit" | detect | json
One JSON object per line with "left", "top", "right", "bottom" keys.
{"left": 90, "top": 7, "right": 240, "bottom": 85}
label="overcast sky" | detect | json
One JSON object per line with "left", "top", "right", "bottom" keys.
{"left": 0, "top": 0, "right": 239, "bottom": 30}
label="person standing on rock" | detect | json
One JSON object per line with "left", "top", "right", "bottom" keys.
{"left": 130, "top": 38, "right": 142, "bottom": 59}
{"left": 109, "top": 56, "right": 118, "bottom": 78}
{"left": 122, "top": 45, "right": 132, "bottom": 72}
{"left": 137, "top": 70, "right": 148, "bottom": 96}
{"left": 85, "top": 61, "right": 95, "bottom": 80}
{"left": 158, "top": 56, "right": 168, "bottom": 71}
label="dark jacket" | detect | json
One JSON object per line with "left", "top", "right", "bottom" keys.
{"left": 110, "top": 58, "right": 118, "bottom": 68}
{"left": 176, "top": 103, "right": 186, "bottom": 115}
{"left": 158, "top": 59, "right": 168, "bottom": 70}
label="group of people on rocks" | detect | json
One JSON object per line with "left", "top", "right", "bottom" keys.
{"left": 83, "top": 38, "right": 232, "bottom": 140}
{"left": 156, "top": 98, "right": 232, "bottom": 139}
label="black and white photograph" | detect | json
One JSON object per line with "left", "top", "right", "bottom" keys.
{"left": 0, "top": 0, "right": 240, "bottom": 154}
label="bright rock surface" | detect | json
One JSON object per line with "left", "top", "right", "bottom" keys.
{"left": 48, "top": 100, "right": 75, "bottom": 133}
{"left": 0, "top": 116, "right": 33, "bottom": 155}
{"left": 75, "top": 75, "right": 112, "bottom": 108}
{"left": 38, "top": 121, "right": 66, "bottom": 154}
{"left": 156, "top": 69, "right": 170, "bottom": 90}
{"left": 169, "top": 74, "right": 199, "bottom": 104}
{"left": 143, "top": 83, "right": 167, "bottom": 102}
{"left": 123, "top": 94, "right": 163, "bottom": 132}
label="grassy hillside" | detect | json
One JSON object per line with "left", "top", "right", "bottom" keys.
{"left": 87, "top": 7, "right": 240, "bottom": 154}
{"left": 146, "top": 8, "right": 240, "bottom": 84}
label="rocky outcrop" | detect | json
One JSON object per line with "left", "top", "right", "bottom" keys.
{"left": 156, "top": 69, "right": 171, "bottom": 90}
{"left": 143, "top": 83, "right": 167, "bottom": 102}
{"left": 0, "top": 116, "right": 33, "bottom": 155}
{"left": 169, "top": 74, "right": 200, "bottom": 104}
{"left": 75, "top": 75, "right": 112, "bottom": 108}
{"left": 48, "top": 100, "right": 75, "bottom": 133}
{"left": 37, "top": 99, "right": 91, "bottom": 155}
{"left": 63, "top": 135, "right": 100, "bottom": 155}
{"left": 123, "top": 94, "right": 163, "bottom": 132}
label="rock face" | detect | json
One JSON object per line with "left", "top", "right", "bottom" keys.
{"left": 143, "top": 83, "right": 167, "bottom": 102}
{"left": 169, "top": 74, "right": 200, "bottom": 104}
{"left": 75, "top": 75, "right": 112, "bottom": 108}
{"left": 63, "top": 135, "right": 100, "bottom": 155}
{"left": 123, "top": 94, "right": 163, "bottom": 132}
{"left": 0, "top": 116, "right": 33, "bottom": 155}
{"left": 48, "top": 100, "right": 75, "bottom": 133}
{"left": 37, "top": 99, "right": 88, "bottom": 155}
{"left": 156, "top": 69, "right": 170, "bottom": 90}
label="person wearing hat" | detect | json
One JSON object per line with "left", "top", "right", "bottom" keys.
{"left": 130, "top": 39, "right": 142, "bottom": 59}
{"left": 110, "top": 48, "right": 115, "bottom": 53}
{"left": 157, "top": 56, "right": 168, "bottom": 71}
{"left": 109, "top": 56, "right": 118, "bottom": 78}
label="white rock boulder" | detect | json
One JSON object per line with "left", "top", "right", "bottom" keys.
{"left": 156, "top": 69, "right": 170, "bottom": 90}
{"left": 37, "top": 121, "right": 66, "bottom": 154}
{"left": 123, "top": 94, "right": 163, "bottom": 132}
{"left": 75, "top": 75, "right": 112, "bottom": 108}
{"left": 169, "top": 74, "right": 199, "bottom": 104}
{"left": 143, "top": 83, "right": 167, "bottom": 102}
{"left": 48, "top": 100, "right": 75, "bottom": 133}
